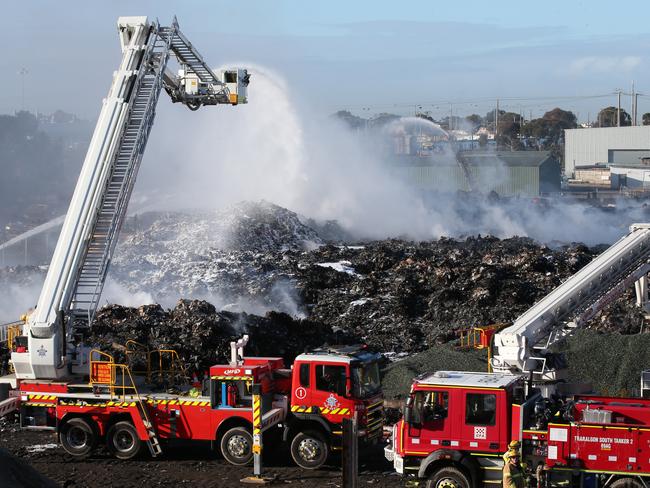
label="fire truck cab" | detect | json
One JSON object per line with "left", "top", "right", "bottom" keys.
{"left": 386, "top": 371, "right": 524, "bottom": 486}
{"left": 283, "top": 346, "right": 384, "bottom": 468}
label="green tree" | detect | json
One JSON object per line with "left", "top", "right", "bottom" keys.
{"left": 332, "top": 110, "right": 365, "bottom": 130}
{"left": 595, "top": 106, "right": 631, "bottom": 127}
{"left": 496, "top": 112, "right": 522, "bottom": 148}
{"left": 643, "top": 113, "right": 650, "bottom": 126}
{"left": 521, "top": 107, "right": 577, "bottom": 147}
{"left": 465, "top": 114, "right": 482, "bottom": 132}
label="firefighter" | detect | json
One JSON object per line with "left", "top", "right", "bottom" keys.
{"left": 503, "top": 449, "right": 525, "bottom": 488}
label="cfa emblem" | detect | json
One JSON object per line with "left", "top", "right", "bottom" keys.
{"left": 37, "top": 346, "right": 47, "bottom": 357}
{"left": 324, "top": 394, "right": 340, "bottom": 409}
{"left": 295, "top": 387, "right": 307, "bottom": 400}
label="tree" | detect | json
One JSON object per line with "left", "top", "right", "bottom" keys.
{"left": 595, "top": 106, "right": 631, "bottom": 127}
{"left": 521, "top": 107, "right": 577, "bottom": 148}
{"left": 643, "top": 113, "right": 650, "bottom": 126}
{"left": 465, "top": 114, "right": 482, "bottom": 132}
{"left": 332, "top": 110, "right": 365, "bottom": 130}
{"left": 368, "top": 112, "right": 400, "bottom": 128}
{"left": 542, "top": 107, "right": 577, "bottom": 128}
{"left": 496, "top": 112, "right": 522, "bottom": 148}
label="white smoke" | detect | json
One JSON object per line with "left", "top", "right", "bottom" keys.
{"left": 138, "top": 66, "right": 639, "bottom": 246}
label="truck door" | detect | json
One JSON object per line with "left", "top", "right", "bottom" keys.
{"left": 312, "top": 363, "right": 348, "bottom": 413}
{"left": 408, "top": 390, "right": 451, "bottom": 449}
{"left": 292, "top": 362, "right": 312, "bottom": 407}
{"left": 461, "top": 390, "right": 501, "bottom": 452}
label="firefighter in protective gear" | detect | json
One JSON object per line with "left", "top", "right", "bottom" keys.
{"left": 503, "top": 449, "right": 525, "bottom": 488}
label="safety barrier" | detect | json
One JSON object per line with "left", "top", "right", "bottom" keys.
{"left": 125, "top": 340, "right": 189, "bottom": 385}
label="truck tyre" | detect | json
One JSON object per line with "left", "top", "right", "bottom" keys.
{"left": 106, "top": 421, "right": 142, "bottom": 460}
{"left": 426, "top": 466, "right": 471, "bottom": 488}
{"left": 59, "top": 417, "right": 97, "bottom": 458}
{"left": 290, "top": 430, "right": 329, "bottom": 469}
{"left": 610, "top": 478, "right": 644, "bottom": 488}
{"left": 220, "top": 427, "right": 253, "bottom": 466}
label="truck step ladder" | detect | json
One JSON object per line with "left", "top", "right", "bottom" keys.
{"left": 477, "top": 456, "right": 504, "bottom": 487}
{"left": 136, "top": 400, "right": 163, "bottom": 457}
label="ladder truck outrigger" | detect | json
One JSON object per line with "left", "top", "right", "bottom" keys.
{"left": 386, "top": 224, "right": 650, "bottom": 488}
{"left": 0, "top": 16, "right": 384, "bottom": 469}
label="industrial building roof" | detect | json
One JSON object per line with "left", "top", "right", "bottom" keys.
{"left": 396, "top": 151, "right": 555, "bottom": 168}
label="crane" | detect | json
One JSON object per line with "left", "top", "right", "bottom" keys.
{"left": 7, "top": 16, "right": 249, "bottom": 381}
{"left": 491, "top": 223, "right": 650, "bottom": 386}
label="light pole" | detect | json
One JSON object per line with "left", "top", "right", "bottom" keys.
{"left": 18, "top": 67, "right": 28, "bottom": 111}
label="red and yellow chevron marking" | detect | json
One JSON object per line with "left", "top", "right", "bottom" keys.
{"left": 146, "top": 399, "right": 210, "bottom": 407}
{"left": 252, "top": 395, "right": 261, "bottom": 436}
{"left": 24, "top": 403, "right": 56, "bottom": 407}
{"left": 211, "top": 375, "right": 252, "bottom": 382}
{"left": 28, "top": 395, "right": 56, "bottom": 401}
{"left": 291, "top": 405, "right": 351, "bottom": 415}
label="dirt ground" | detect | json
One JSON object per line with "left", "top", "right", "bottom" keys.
{"left": 0, "top": 423, "right": 405, "bottom": 488}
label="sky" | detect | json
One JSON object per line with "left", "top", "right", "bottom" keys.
{"left": 2, "top": 0, "right": 650, "bottom": 122}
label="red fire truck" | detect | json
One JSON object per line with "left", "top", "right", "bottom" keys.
{"left": 385, "top": 370, "right": 650, "bottom": 488}
{"left": 16, "top": 338, "right": 383, "bottom": 469}
{"left": 385, "top": 225, "right": 650, "bottom": 488}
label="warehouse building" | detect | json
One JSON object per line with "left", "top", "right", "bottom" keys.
{"left": 610, "top": 161, "right": 650, "bottom": 190}
{"left": 564, "top": 126, "right": 650, "bottom": 177}
{"left": 397, "top": 151, "right": 561, "bottom": 197}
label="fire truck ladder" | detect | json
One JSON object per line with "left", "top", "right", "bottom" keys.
{"left": 493, "top": 224, "right": 650, "bottom": 376}
{"left": 68, "top": 25, "right": 172, "bottom": 329}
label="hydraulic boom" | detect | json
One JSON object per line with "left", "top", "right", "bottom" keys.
{"left": 492, "top": 223, "right": 650, "bottom": 382}
{"left": 10, "top": 16, "right": 249, "bottom": 381}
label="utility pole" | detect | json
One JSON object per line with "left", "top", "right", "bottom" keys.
{"left": 495, "top": 99, "right": 499, "bottom": 143}
{"left": 617, "top": 90, "right": 621, "bottom": 127}
{"left": 630, "top": 80, "right": 636, "bottom": 125}
{"left": 18, "top": 67, "right": 28, "bottom": 111}
{"left": 449, "top": 103, "right": 453, "bottom": 131}
{"left": 635, "top": 93, "right": 640, "bottom": 127}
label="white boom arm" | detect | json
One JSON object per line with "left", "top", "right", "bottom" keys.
{"left": 11, "top": 16, "right": 249, "bottom": 380}
{"left": 492, "top": 224, "right": 650, "bottom": 381}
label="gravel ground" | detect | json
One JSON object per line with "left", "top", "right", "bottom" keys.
{"left": 0, "top": 422, "right": 403, "bottom": 488}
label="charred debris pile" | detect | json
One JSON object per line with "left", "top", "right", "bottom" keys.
{"left": 2, "top": 202, "right": 647, "bottom": 377}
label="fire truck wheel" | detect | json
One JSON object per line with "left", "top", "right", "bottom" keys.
{"left": 59, "top": 417, "right": 98, "bottom": 458}
{"left": 610, "top": 478, "right": 644, "bottom": 488}
{"left": 107, "top": 421, "right": 142, "bottom": 460}
{"left": 290, "top": 430, "right": 329, "bottom": 469}
{"left": 426, "top": 467, "right": 471, "bottom": 488}
{"left": 220, "top": 427, "right": 254, "bottom": 466}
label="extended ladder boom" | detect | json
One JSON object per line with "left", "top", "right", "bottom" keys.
{"left": 492, "top": 223, "right": 650, "bottom": 380}
{"left": 11, "top": 16, "right": 249, "bottom": 380}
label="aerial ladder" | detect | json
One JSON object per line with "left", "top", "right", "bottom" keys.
{"left": 7, "top": 16, "right": 249, "bottom": 382}
{"left": 491, "top": 223, "right": 650, "bottom": 387}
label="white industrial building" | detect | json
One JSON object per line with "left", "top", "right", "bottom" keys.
{"left": 610, "top": 163, "right": 650, "bottom": 190}
{"left": 564, "top": 126, "right": 650, "bottom": 177}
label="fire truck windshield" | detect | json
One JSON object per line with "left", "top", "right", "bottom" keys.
{"left": 351, "top": 361, "right": 381, "bottom": 398}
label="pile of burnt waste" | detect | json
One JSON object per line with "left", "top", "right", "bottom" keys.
{"left": 291, "top": 236, "right": 645, "bottom": 352}
{"left": 86, "top": 299, "right": 343, "bottom": 374}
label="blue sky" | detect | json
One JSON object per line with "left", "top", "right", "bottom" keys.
{"left": 2, "top": 0, "right": 650, "bottom": 121}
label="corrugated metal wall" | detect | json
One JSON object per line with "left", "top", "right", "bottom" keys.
{"left": 564, "top": 126, "right": 650, "bottom": 177}
{"left": 399, "top": 166, "right": 540, "bottom": 196}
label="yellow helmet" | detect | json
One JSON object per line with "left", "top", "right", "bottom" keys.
{"left": 508, "top": 440, "right": 521, "bottom": 450}
{"left": 503, "top": 449, "right": 519, "bottom": 460}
